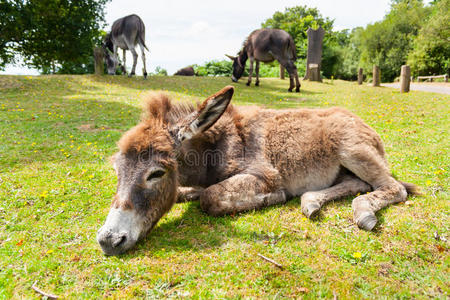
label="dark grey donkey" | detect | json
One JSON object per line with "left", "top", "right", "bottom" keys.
{"left": 226, "top": 28, "right": 300, "bottom": 92}
{"left": 103, "top": 14, "right": 149, "bottom": 78}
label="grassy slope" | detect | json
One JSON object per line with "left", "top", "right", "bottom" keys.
{"left": 0, "top": 75, "right": 448, "bottom": 299}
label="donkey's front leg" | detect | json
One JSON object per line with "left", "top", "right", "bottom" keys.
{"left": 177, "top": 186, "right": 204, "bottom": 203}
{"left": 255, "top": 61, "right": 260, "bottom": 86}
{"left": 246, "top": 57, "right": 254, "bottom": 86}
{"left": 121, "top": 49, "right": 127, "bottom": 75}
{"left": 200, "top": 174, "right": 287, "bottom": 216}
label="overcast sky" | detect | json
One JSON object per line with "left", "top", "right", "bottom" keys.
{"left": 2, "top": 0, "right": 415, "bottom": 75}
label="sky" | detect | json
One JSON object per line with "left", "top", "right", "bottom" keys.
{"left": 2, "top": 0, "right": 401, "bottom": 75}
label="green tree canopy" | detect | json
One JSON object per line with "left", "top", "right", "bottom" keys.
{"left": 407, "top": 0, "right": 450, "bottom": 76}
{"left": 0, "top": 0, "right": 110, "bottom": 74}
{"left": 358, "top": 0, "right": 430, "bottom": 81}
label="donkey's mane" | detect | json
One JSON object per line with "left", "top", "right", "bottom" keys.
{"left": 118, "top": 92, "right": 243, "bottom": 155}
{"left": 142, "top": 92, "right": 196, "bottom": 124}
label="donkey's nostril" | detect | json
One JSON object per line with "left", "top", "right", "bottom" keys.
{"left": 111, "top": 233, "right": 127, "bottom": 248}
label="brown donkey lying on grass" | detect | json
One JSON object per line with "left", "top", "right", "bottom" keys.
{"left": 97, "top": 86, "right": 418, "bottom": 255}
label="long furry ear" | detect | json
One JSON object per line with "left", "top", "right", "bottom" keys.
{"left": 177, "top": 86, "right": 234, "bottom": 141}
{"left": 142, "top": 92, "right": 172, "bottom": 122}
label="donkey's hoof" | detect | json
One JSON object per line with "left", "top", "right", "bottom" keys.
{"left": 356, "top": 212, "right": 377, "bottom": 231}
{"left": 302, "top": 202, "right": 321, "bottom": 219}
{"left": 143, "top": 72, "right": 148, "bottom": 79}
{"left": 295, "top": 87, "right": 300, "bottom": 92}
{"left": 128, "top": 72, "right": 135, "bottom": 78}
{"left": 255, "top": 81, "right": 259, "bottom": 86}
{"left": 288, "top": 88, "right": 293, "bottom": 92}
{"left": 246, "top": 82, "right": 250, "bottom": 86}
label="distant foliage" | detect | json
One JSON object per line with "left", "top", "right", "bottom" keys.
{"left": 357, "top": 0, "right": 430, "bottom": 82}
{"left": 407, "top": 0, "right": 450, "bottom": 76}
{"left": 0, "top": 0, "right": 110, "bottom": 74}
{"left": 153, "top": 66, "right": 168, "bottom": 76}
{"left": 193, "top": 59, "right": 306, "bottom": 79}
{"left": 193, "top": 60, "right": 235, "bottom": 77}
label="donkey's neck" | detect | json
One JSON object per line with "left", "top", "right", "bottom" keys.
{"left": 176, "top": 107, "right": 245, "bottom": 187}
{"left": 239, "top": 50, "right": 248, "bottom": 65}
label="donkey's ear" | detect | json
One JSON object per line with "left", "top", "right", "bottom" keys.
{"left": 178, "top": 86, "right": 234, "bottom": 141}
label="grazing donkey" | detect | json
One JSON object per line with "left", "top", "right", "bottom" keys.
{"left": 226, "top": 28, "right": 300, "bottom": 92}
{"left": 97, "top": 86, "right": 418, "bottom": 255}
{"left": 103, "top": 14, "right": 148, "bottom": 78}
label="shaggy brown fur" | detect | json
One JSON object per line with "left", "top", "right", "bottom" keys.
{"left": 98, "top": 85, "right": 418, "bottom": 255}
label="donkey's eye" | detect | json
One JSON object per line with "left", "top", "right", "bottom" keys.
{"left": 146, "top": 170, "right": 165, "bottom": 181}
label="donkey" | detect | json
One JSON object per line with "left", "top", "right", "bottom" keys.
{"left": 174, "top": 66, "right": 195, "bottom": 76}
{"left": 226, "top": 28, "right": 300, "bottom": 92}
{"left": 97, "top": 86, "right": 418, "bottom": 255}
{"left": 103, "top": 14, "right": 148, "bottom": 78}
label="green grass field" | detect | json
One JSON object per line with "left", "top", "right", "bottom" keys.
{"left": 0, "top": 75, "right": 448, "bottom": 299}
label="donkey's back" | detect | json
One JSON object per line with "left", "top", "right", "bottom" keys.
{"left": 253, "top": 107, "right": 384, "bottom": 196}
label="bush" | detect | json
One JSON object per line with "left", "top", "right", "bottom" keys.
{"left": 194, "top": 59, "right": 307, "bottom": 78}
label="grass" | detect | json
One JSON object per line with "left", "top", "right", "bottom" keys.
{"left": 0, "top": 74, "right": 448, "bottom": 299}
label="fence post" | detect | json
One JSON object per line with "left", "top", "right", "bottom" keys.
{"left": 400, "top": 65, "right": 411, "bottom": 93}
{"left": 372, "top": 65, "right": 380, "bottom": 87}
{"left": 280, "top": 65, "right": 285, "bottom": 79}
{"left": 358, "top": 68, "right": 363, "bottom": 85}
{"left": 93, "top": 47, "right": 104, "bottom": 75}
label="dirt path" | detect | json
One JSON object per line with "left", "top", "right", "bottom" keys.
{"left": 382, "top": 82, "right": 450, "bottom": 95}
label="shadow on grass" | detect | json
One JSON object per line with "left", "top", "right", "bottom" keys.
{"left": 122, "top": 198, "right": 307, "bottom": 258}
{"left": 90, "top": 75, "right": 322, "bottom": 105}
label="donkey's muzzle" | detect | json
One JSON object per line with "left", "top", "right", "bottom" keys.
{"left": 96, "top": 208, "right": 145, "bottom": 255}
{"left": 97, "top": 228, "right": 132, "bottom": 256}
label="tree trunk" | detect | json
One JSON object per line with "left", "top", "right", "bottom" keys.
{"left": 304, "top": 27, "right": 325, "bottom": 82}
{"left": 372, "top": 65, "right": 380, "bottom": 87}
{"left": 400, "top": 65, "right": 410, "bottom": 93}
{"left": 358, "top": 68, "right": 363, "bottom": 85}
{"left": 309, "top": 65, "right": 320, "bottom": 82}
{"left": 280, "top": 65, "right": 285, "bottom": 79}
{"left": 93, "top": 47, "right": 104, "bottom": 75}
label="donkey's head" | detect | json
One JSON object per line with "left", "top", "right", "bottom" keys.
{"left": 226, "top": 52, "right": 247, "bottom": 82}
{"left": 97, "top": 86, "right": 234, "bottom": 255}
{"left": 103, "top": 33, "right": 118, "bottom": 75}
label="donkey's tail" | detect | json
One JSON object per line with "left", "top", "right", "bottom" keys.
{"left": 139, "top": 22, "right": 149, "bottom": 51}
{"left": 398, "top": 180, "right": 422, "bottom": 196}
{"left": 288, "top": 36, "right": 297, "bottom": 61}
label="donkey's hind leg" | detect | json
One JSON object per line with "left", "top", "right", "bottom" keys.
{"left": 301, "top": 175, "right": 371, "bottom": 219}
{"left": 279, "top": 59, "right": 299, "bottom": 92}
{"left": 200, "top": 174, "right": 287, "bottom": 216}
{"left": 139, "top": 43, "right": 147, "bottom": 79}
{"left": 340, "top": 146, "right": 407, "bottom": 231}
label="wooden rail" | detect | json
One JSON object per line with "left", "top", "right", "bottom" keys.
{"left": 417, "top": 74, "right": 448, "bottom": 82}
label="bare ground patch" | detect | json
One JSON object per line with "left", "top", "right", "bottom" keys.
{"left": 0, "top": 76, "right": 24, "bottom": 90}
{"left": 77, "top": 124, "right": 112, "bottom": 132}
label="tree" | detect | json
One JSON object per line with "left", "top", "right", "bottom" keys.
{"left": 0, "top": 0, "right": 110, "bottom": 74}
{"left": 407, "top": 0, "right": 450, "bottom": 76}
{"left": 358, "top": 0, "right": 430, "bottom": 82}
{"left": 334, "top": 27, "right": 364, "bottom": 80}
